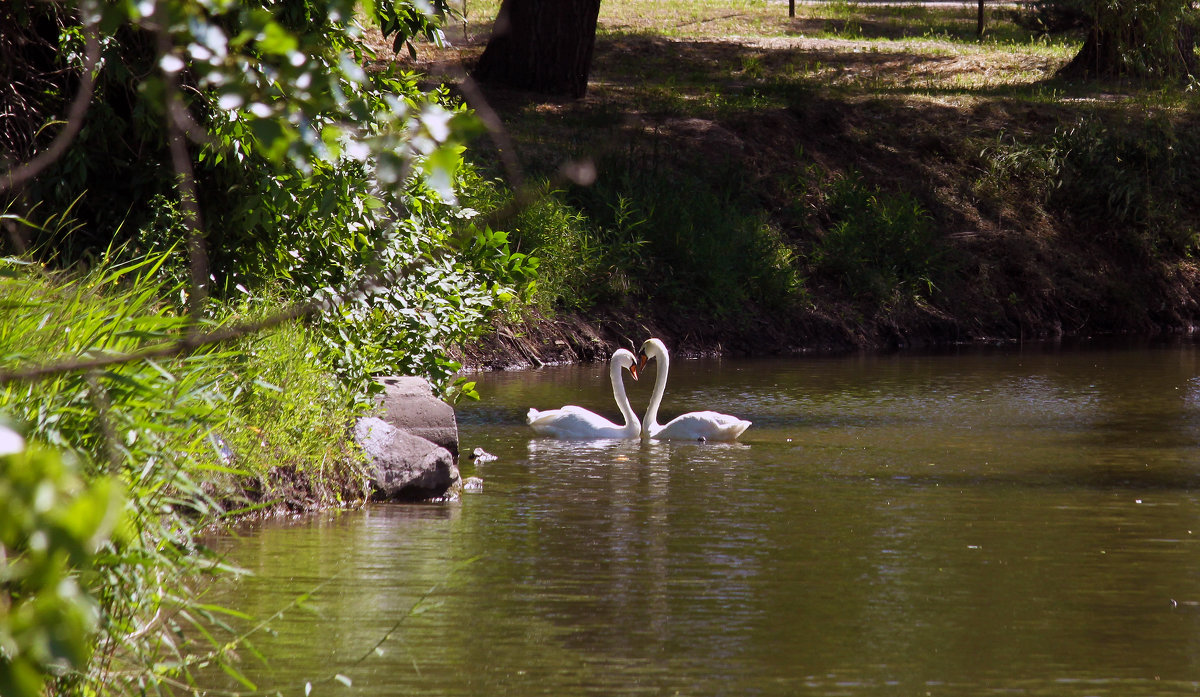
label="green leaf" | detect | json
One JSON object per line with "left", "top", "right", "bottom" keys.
{"left": 257, "top": 21, "right": 299, "bottom": 55}
{"left": 220, "top": 662, "right": 258, "bottom": 691}
{"left": 423, "top": 144, "right": 465, "bottom": 202}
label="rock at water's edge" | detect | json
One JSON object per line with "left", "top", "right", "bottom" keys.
{"left": 355, "top": 417, "right": 459, "bottom": 501}
{"left": 374, "top": 376, "right": 459, "bottom": 459}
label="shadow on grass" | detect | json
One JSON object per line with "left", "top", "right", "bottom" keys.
{"left": 587, "top": 31, "right": 1076, "bottom": 114}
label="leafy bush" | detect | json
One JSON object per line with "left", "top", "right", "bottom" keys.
{"left": 811, "top": 172, "right": 944, "bottom": 303}
{"left": 568, "top": 157, "right": 805, "bottom": 317}
{"left": 1051, "top": 113, "right": 1200, "bottom": 255}
{"left": 460, "top": 172, "right": 606, "bottom": 311}
{"left": 4, "top": 0, "right": 509, "bottom": 398}
{"left": 973, "top": 129, "right": 1062, "bottom": 211}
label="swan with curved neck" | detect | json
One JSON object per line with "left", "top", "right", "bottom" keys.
{"left": 526, "top": 349, "right": 642, "bottom": 439}
{"left": 638, "top": 338, "right": 751, "bottom": 441}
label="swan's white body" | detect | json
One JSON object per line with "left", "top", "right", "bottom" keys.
{"left": 526, "top": 349, "right": 641, "bottom": 439}
{"left": 639, "top": 338, "right": 751, "bottom": 441}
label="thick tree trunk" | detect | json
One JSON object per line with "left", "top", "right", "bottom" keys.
{"left": 1059, "top": 21, "right": 1198, "bottom": 79}
{"left": 471, "top": 0, "right": 603, "bottom": 98}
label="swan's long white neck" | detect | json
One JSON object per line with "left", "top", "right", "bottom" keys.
{"left": 610, "top": 357, "right": 640, "bottom": 430}
{"left": 643, "top": 340, "right": 670, "bottom": 433}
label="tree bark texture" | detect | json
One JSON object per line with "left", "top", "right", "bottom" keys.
{"left": 471, "top": 0, "right": 603, "bottom": 98}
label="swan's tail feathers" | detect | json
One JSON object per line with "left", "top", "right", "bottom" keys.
{"left": 728, "top": 419, "right": 752, "bottom": 440}
{"left": 709, "top": 413, "right": 751, "bottom": 441}
{"left": 527, "top": 408, "right": 565, "bottom": 434}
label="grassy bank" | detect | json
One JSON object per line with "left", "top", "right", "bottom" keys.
{"left": 411, "top": 0, "right": 1200, "bottom": 361}
{"left": 0, "top": 254, "right": 375, "bottom": 695}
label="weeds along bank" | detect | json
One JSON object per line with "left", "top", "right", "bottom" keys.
{"left": 0, "top": 1, "right": 533, "bottom": 694}
{"left": 0, "top": 227, "right": 524, "bottom": 695}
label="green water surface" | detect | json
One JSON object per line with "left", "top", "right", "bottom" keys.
{"left": 203, "top": 342, "right": 1200, "bottom": 696}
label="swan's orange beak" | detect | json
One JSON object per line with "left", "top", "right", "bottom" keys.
{"left": 636, "top": 351, "right": 649, "bottom": 373}
{"left": 629, "top": 361, "right": 640, "bottom": 381}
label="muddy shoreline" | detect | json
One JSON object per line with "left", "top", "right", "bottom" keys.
{"left": 455, "top": 306, "right": 1200, "bottom": 372}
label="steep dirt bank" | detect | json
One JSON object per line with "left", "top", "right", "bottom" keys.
{"left": 422, "top": 34, "right": 1200, "bottom": 369}
{"left": 456, "top": 96, "right": 1200, "bottom": 369}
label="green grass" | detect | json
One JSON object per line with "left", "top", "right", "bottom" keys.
{"left": 0, "top": 253, "right": 367, "bottom": 695}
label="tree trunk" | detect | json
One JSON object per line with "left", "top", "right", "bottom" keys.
{"left": 471, "top": 0, "right": 603, "bottom": 98}
{"left": 1058, "top": 20, "right": 1198, "bottom": 79}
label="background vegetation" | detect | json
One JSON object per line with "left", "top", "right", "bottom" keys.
{"left": 434, "top": 0, "right": 1198, "bottom": 350}
{"left": 0, "top": 0, "right": 525, "bottom": 693}
{"left": 2, "top": 0, "right": 1199, "bottom": 693}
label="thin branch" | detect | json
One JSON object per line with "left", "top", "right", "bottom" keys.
{"left": 156, "top": 26, "right": 212, "bottom": 324}
{"left": 0, "top": 262, "right": 410, "bottom": 385}
{"left": 455, "top": 73, "right": 525, "bottom": 191}
{"left": 0, "top": 16, "right": 101, "bottom": 193}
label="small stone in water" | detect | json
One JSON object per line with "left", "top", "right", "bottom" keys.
{"left": 470, "top": 447, "right": 498, "bottom": 463}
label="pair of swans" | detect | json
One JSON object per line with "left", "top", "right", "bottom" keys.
{"left": 526, "top": 339, "right": 752, "bottom": 441}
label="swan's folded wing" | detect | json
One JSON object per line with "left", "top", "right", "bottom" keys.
{"left": 527, "top": 406, "right": 624, "bottom": 438}
{"left": 654, "top": 411, "right": 751, "bottom": 441}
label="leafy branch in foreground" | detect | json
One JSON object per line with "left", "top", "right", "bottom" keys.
{"left": 0, "top": 0, "right": 538, "bottom": 694}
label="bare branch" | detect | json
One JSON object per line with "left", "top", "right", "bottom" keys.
{"left": 0, "top": 17, "right": 101, "bottom": 193}
{"left": 0, "top": 260, "right": 414, "bottom": 385}
{"left": 155, "top": 24, "right": 212, "bottom": 324}
{"left": 455, "top": 73, "right": 525, "bottom": 191}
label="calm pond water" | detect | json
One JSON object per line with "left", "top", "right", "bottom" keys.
{"left": 203, "top": 342, "right": 1200, "bottom": 696}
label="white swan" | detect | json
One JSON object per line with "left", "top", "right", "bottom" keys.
{"left": 526, "top": 349, "right": 642, "bottom": 439}
{"left": 638, "top": 338, "right": 751, "bottom": 441}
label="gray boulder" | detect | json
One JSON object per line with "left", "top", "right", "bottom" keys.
{"left": 355, "top": 417, "right": 459, "bottom": 501}
{"left": 374, "top": 376, "right": 459, "bottom": 458}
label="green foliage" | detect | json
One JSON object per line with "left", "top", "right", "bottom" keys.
{"left": 0, "top": 254, "right": 366, "bottom": 694}
{"left": 1091, "top": 0, "right": 1198, "bottom": 77}
{"left": 372, "top": 0, "right": 456, "bottom": 57}
{"left": 458, "top": 226, "right": 540, "bottom": 305}
{"left": 1051, "top": 113, "right": 1200, "bottom": 255}
{"left": 970, "top": 114, "right": 1200, "bottom": 257}
{"left": 567, "top": 156, "right": 805, "bottom": 317}
{"left": 220, "top": 295, "right": 366, "bottom": 489}
{"left": 811, "top": 172, "right": 944, "bottom": 303}
{"left": 464, "top": 158, "right": 804, "bottom": 318}
{"left": 1014, "top": 0, "right": 1196, "bottom": 77}
{"left": 459, "top": 173, "right": 605, "bottom": 311}
{"left": 0, "top": 437, "right": 125, "bottom": 697}
{"left": 3, "top": 0, "right": 517, "bottom": 401}
{"left": 973, "top": 129, "right": 1063, "bottom": 213}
